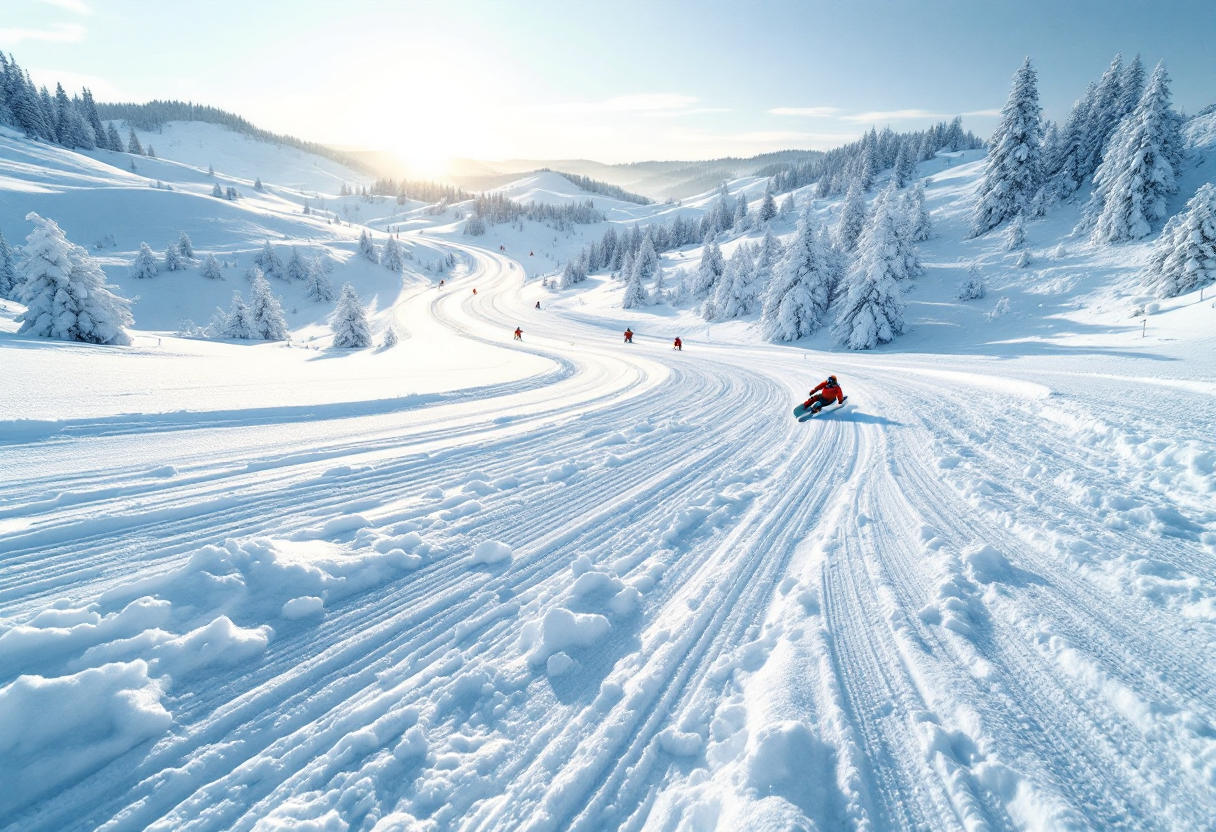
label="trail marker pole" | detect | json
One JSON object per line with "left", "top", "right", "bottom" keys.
{"left": 1142, "top": 318, "right": 1147, "bottom": 337}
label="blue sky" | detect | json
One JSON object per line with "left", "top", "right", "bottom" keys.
{"left": 3, "top": 0, "right": 1215, "bottom": 168}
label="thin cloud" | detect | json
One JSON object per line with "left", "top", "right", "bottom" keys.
{"left": 0, "top": 22, "right": 86, "bottom": 44}
{"left": 40, "top": 0, "right": 91, "bottom": 13}
{"left": 841, "top": 107, "right": 1002, "bottom": 124}
{"left": 841, "top": 108, "right": 949, "bottom": 123}
{"left": 538, "top": 94, "right": 702, "bottom": 115}
{"left": 768, "top": 107, "right": 843, "bottom": 117}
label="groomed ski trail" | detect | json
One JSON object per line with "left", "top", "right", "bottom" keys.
{"left": 1, "top": 241, "right": 1213, "bottom": 832}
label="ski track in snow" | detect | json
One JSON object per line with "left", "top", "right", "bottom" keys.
{"left": 2, "top": 241, "right": 1215, "bottom": 832}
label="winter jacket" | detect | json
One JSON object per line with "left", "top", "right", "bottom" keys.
{"left": 810, "top": 379, "right": 844, "bottom": 404}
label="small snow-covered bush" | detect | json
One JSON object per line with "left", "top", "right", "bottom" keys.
{"left": 988, "top": 297, "right": 1011, "bottom": 319}
{"left": 163, "top": 242, "right": 185, "bottom": 272}
{"left": 130, "top": 242, "right": 159, "bottom": 279}
{"left": 381, "top": 327, "right": 398, "bottom": 348}
{"left": 201, "top": 254, "right": 223, "bottom": 280}
{"left": 957, "top": 265, "right": 987, "bottom": 300}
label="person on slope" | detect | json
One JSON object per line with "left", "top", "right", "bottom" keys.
{"left": 803, "top": 375, "right": 844, "bottom": 414}
{"left": 673, "top": 337, "right": 682, "bottom": 351}
{"left": 513, "top": 327, "right": 523, "bottom": 341}
{"left": 439, "top": 279, "right": 445, "bottom": 290}
{"left": 535, "top": 301, "right": 541, "bottom": 310}
{"left": 624, "top": 328, "right": 633, "bottom": 343}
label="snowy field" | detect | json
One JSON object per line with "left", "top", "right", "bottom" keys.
{"left": 2, "top": 119, "right": 1215, "bottom": 832}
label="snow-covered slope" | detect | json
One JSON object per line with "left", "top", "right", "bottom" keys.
{"left": 124, "top": 121, "right": 370, "bottom": 194}
{"left": 0, "top": 130, "right": 454, "bottom": 333}
{"left": 1, "top": 126, "right": 1215, "bottom": 832}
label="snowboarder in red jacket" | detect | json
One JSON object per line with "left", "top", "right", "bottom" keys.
{"left": 513, "top": 327, "right": 522, "bottom": 341}
{"left": 624, "top": 328, "right": 633, "bottom": 343}
{"left": 804, "top": 375, "right": 843, "bottom": 413}
{"left": 673, "top": 337, "right": 682, "bottom": 350}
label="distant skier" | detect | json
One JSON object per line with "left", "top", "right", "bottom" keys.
{"left": 673, "top": 337, "right": 682, "bottom": 351}
{"left": 624, "top": 328, "right": 633, "bottom": 343}
{"left": 439, "top": 279, "right": 445, "bottom": 289}
{"left": 513, "top": 327, "right": 522, "bottom": 341}
{"left": 473, "top": 288, "right": 477, "bottom": 295}
{"left": 535, "top": 300, "right": 541, "bottom": 309}
{"left": 803, "top": 375, "right": 844, "bottom": 414}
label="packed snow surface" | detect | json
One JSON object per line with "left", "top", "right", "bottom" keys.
{"left": 1, "top": 127, "right": 1215, "bottom": 832}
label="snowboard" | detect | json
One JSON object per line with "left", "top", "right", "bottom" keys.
{"left": 794, "top": 396, "right": 848, "bottom": 421}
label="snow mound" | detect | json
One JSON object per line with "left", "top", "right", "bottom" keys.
{"left": 471, "top": 539, "right": 513, "bottom": 565}
{"left": 0, "top": 660, "right": 172, "bottom": 815}
{"left": 520, "top": 606, "right": 611, "bottom": 666}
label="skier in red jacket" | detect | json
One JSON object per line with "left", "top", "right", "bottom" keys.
{"left": 804, "top": 375, "right": 844, "bottom": 413}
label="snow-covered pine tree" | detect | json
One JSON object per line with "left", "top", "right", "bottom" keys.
{"left": 146, "top": 145, "right": 155, "bottom": 158}
{"left": 760, "top": 212, "right": 835, "bottom": 341}
{"left": 1143, "top": 182, "right": 1216, "bottom": 298}
{"left": 832, "top": 198, "right": 908, "bottom": 350}
{"left": 1048, "top": 85, "right": 1095, "bottom": 198}
{"left": 689, "top": 235, "right": 725, "bottom": 298}
{"left": 381, "top": 326, "right": 398, "bottom": 348}
{"left": 16, "top": 212, "right": 132, "bottom": 345}
{"left": 358, "top": 229, "right": 379, "bottom": 263}
{"left": 733, "top": 193, "right": 749, "bottom": 230}
{"left": 207, "top": 163, "right": 215, "bottom": 176}
{"left": 1083, "top": 62, "right": 1185, "bottom": 243}
{"left": 304, "top": 256, "right": 334, "bottom": 301}
{"left": 254, "top": 177, "right": 264, "bottom": 191}
{"left": 285, "top": 246, "right": 309, "bottom": 281}
{"left": 0, "top": 227, "right": 16, "bottom": 298}
{"left": 382, "top": 236, "right": 405, "bottom": 272}
{"left": 621, "top": 262, "right": 648, "bottom": 309}
{"left": 331, "top": 283, "right": 371, "bottom": 348}
{"left": 201, "top": 253, "right": 223, "bottom": 280}
{"left": 972, "top": 58, "right": 1044, "bottom": 236}
{"left": 837, "top": 180, "right": 868, "bottom": 251}
{"left": 711, "top": 244, "right": 762, "bottom": 321}
{"left": 779, "top": 193, "right": 795, "bottom": 216}
{"left": 633, "top": 234, "right": 658, "bottom": 282}
{"left": 126, "top": 127, "right": 143, "bottom": 155}
{"left": 105, "top": 122, "right": 122, "bottom": 152}
{"left": 892, "top": 144, "right": 916, "bottom": 189}
{"left": 758, "top": 189, "right": 778, "bottom": 224}
{"left": 1081, "top": 54, "right": 1128, "bottom": 178}
{"left": 178, "top": 232, "right": 194, "bottom": 259}
{"left": 163, "top": 241, "right": 185, "bottom": 272}
{"left": 1118, "top": 54, "right": 1145, "bottom": 123}
{"left": 957, "top": 263, "right": 988, "bottom": 299}
{"left": 130, "top": 242, "right": 160, "bottom": 279}
{"left": 222, "top": 290, "right": 256, "bottom": 339}
{"left": 903, "top": 182, "right": 932, "bottom": 242}
{"left": 211, "top": 183, "right": 224, "bottom": 198}
{"left": 255, "top": 240, "right": 284, "bottom": 279}
{"left": 1005, "top": 213, "right": 1027, "bottom": 250}
{"left": 249, "top": 272, "right": 288, "bottom": 340}
{"left": 649, "top": 265, "right": 669, "bottom": 304}
{"left": 878, "top": 184, "right": 922, "bottom": 279}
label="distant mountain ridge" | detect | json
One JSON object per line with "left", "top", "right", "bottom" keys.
{"left": 445, "top": 150, "right": 825, "bottom": 201}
